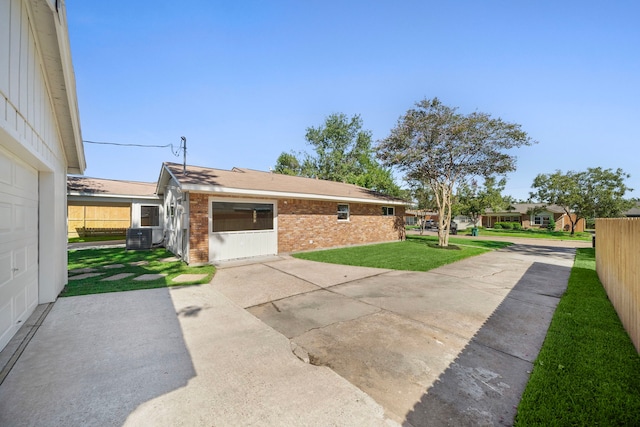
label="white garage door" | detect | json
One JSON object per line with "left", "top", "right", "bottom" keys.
{"left": 0, "top": 149, "right": 39, "bottom": 351}
{"left": 209, "top": 200, "right": 277, "bottom": 262}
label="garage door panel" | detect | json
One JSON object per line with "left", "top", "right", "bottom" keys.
{"left": 0, "top": 202, "right": 10, "bottom": 233}
{"left": 0, "top": 252, "right": 10, "bottom": 285}
{"left": 13, "top": 160, "right": 38, "bottom": 196}
{"left": 0, "top": 153, "right": 11, "bottom": 184}
{"left": 0, "top": 148, "right": 38, "bottom": 352}
{"left": 27, "top": 242, "right": 37, "bottom": 269}
{"left": 0, "top": 302, "right": 12, "bottom": 349}
{"left": 13, "top": 287, "right": 26, "bottom": 322}
{"left": 13, "top": 246, "right": 26, "bottom": 275}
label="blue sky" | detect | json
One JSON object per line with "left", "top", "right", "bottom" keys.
{"left": 67, "top": 1, "right": 639, "bottom": 201}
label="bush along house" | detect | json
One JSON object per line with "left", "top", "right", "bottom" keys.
{"left": 156, "top": 162, "right": 407, "bottom": 264}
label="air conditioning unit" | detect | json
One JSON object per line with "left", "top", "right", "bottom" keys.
{"left": 126, "top": 228, "right": 152, "bottom": 250}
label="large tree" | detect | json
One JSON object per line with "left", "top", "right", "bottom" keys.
{"left": 377, "top": 98, "right": 535, "bottom": 246}
{"left": 530, "top": 167, "right": 634, "bottom": 235}
{"left": 455, "top": 177, "right": 512, "bottom": 227}
{"left": 274, "top": 113, "right": 401, "bottom": 196}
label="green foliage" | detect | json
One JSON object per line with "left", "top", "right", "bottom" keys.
{"left": 377, "top": 97, "right": 535, "bottom": 247}
{"left": 495, "top": 221, "right": 513, "bottom": 229}
{"left": 273, "top": 152, "right": 303, "bottom": 176}
{"left": 478, "top": 227, "right": 591, "bottom": 241}
{"left": 274, "top": 113, "right": 401, "bottom": 196}
{"left": 516, "top": 249, "right": 640, "bottom": 425}
{"left": 493, "top": 223, "right": 503, "bottom": 229}
{"left": 530, "top": 167, "right": 634, "bottom": 235}
{"left": 511, "top": 222, "right": 522, "bottom": 230}
{"left": 455, "top": 177, "right": 512, "bottom": 225}
{"left": 546, "top": 216, "right": 556, "bottom": 231}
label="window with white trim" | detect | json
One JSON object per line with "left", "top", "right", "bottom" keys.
{"left": 337, "top": 204, "right": 349, "bottom": 221}
{"left": 212, "top": 201, "right": 274, "bottom": 232}
{"left": 382, "top": 206, "right": 395, "bottom": 216}
{"left": 533, "top": 214, "right": 551, "bottom": 226}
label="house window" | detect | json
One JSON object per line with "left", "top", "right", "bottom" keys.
{"left": 534, "top": 214, "right": 551, "bottom": 226}
{"left": 212, "top": 202, "right": 274, "bottom": 232}
{"left": 337, "top": 204, "right": 349, "bottom": 221}
{"left": 141, "top": 206, "right": 160, "bottom": 227}
{"left": 382, "top": 206, "right": 395, "bottom": 216}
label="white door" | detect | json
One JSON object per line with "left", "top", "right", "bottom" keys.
{"left": 0, "top": 148, "right": 39, "bottom": 351}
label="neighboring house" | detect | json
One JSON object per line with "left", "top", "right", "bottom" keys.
{"left": 624, "top": 203, "right": 640, "bottom": 218}
{"left": 67, "top": 176, "right": 163, "bottom": 243}
{"left": 405, "top": 209, "right": 437, "bottom": 227}
{"left": 405, "top": 210, "right": 479, "bottom": 230}
{"left": 483, "top": 203, "right": 586, "bottom": 232}
{"left": 157, "top": 162, "right": 407, "bottom": 264}
{"left": 1, "top": 0, "right": 85, "bottom": 351}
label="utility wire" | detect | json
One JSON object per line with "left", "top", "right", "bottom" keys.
{"left": 83, "top": 140, "right": 172, "bottom": 148}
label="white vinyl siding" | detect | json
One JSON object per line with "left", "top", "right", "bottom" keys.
{"left": 0, "top": 0, "right": 83, "bottom": 351}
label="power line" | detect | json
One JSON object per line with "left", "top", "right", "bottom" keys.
{"left": 83, "top": 140, "right": 172, "bottom": 148}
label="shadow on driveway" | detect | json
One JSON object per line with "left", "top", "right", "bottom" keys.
{"left": 403, "top": 261, "right": 572, "bottom": 426}
{"left": 0, "top": 288, "right": 196, "bottom": 426}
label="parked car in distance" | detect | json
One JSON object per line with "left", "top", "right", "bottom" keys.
{"left": 422, "top": 219, "right": 457, "bottom": 234}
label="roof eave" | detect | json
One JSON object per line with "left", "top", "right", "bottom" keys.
{"left": 30, "top": 0, "right": 85, "bottom": 174}
{"left": 180, "top": 184, "right": 408, "bottom": 205}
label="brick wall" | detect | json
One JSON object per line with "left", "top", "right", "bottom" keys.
{"left": 189, "top": 193, "right": 209, "bottom": 264}
{"left": 278, "top": 199, "right": 405, "bottom": 253}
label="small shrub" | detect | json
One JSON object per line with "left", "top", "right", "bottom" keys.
{"left": 512, "top": 222, "right": 522, "bottom": 230}
{"left": 494, "top": 223, "right": 503, "bottom": 229}
{"left": 547, "top": 217, "right": 556, "bottom": 231}
{"left": 496, "top": 222, "right": 513, "bottom": 230}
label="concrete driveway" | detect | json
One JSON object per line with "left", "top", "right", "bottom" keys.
{"left": 0, "top": 239, "right": 585, "bottom": 426}
{"left": 212, "top": 242, "right": 581, "bottom": 425}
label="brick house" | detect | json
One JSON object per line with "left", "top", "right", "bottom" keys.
{"left": 482, "top": 203, "right": 586, "bottom": 232}
{"left": 156, "top": 162, "right": 407, "bottom": 264}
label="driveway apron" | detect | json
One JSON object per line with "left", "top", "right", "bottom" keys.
{"left": 214, "top": 243, "right": 578, "bottom": 425}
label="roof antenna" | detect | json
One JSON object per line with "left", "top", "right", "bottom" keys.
{"left": 180, "top": 136, "right": 187, "bottom": 175}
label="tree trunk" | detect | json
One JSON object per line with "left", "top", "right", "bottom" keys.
{"left": 433, "top": 182, "right": 452, "bottom": 247}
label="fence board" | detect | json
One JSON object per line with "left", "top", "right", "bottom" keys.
{"left": 596, "top": 218, "right": 640, "bottom": 353}
{"left": 67, "top": 205, "right": 131, "bottom": 238}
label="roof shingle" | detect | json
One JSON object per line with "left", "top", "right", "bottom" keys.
{"left": 161, "top": 162, "right": 406, "bottom": 204}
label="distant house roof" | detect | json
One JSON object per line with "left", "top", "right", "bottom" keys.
{"left": 405, "top": 209, "right": 438, "bottom": 216}
{"left": 67, "top": 176, "right": 158, "bottom": 199}
{"left": 485, "top": 203, "right": 567, "bottom": 215}
{"left": 625, "top": 203, "right": 640, "bottom": 217}
{"left": 157, "top": 162, "right": 407, "bottom": 205}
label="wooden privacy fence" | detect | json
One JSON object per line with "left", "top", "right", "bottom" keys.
{"left": 595, "top": 218, "right": 640, "bottom": 353}
{"left": 68, "top": 204, "right": 131, "bottom": 238}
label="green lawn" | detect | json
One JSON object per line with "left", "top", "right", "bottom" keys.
{"left": 64, "top": 247, "right": 215, "bottom": 297}
{"left": 515, "top": 248, "right": 640, "bottom": 425}
{"left": 461, "top": 228, "right": 592, "bottom": 241}
{"left": 292, "top": 234, "right": 512, "bottom": 271}
{"left": 68, "top": 235, "right": 125, "bottom": 243}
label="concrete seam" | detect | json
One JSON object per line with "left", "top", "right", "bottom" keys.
{"left": 0, "top": 302, "right": 55, "bottom": 386}
{"left": 264, "top": 261, "right": 393, "bottom": 290}
{"left": 471, "top": 335, "right": 537, "bottom": 365}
